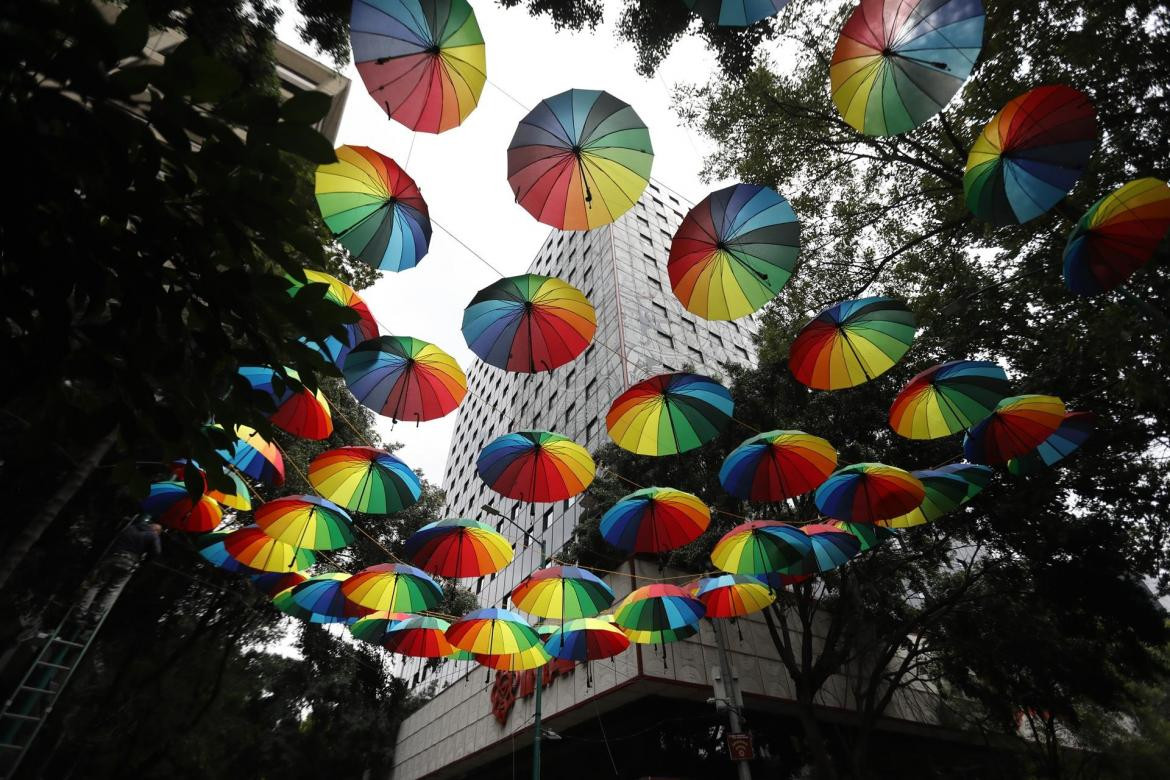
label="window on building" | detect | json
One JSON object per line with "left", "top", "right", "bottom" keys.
{"left": 584, "top": 378, "right": 597, "bottom": 398}
{"left": 736, "top": 345, "right": 750, "bottom": 360}
{"left": 542, "top": 508, "right": 553, "bottom": 530}
{"left": 564, "top": 402, "right": 576, "bottom": 425}
{"left": 660, "top": 228, "right": 673, "bottom": 241}
{"left": 656, "top": 330, "right": 674, "bottom": 348}
{"left": 647, "top": 276, "right": 662, "bottom": 290}
{"left": 639, "top": 232, "right": 652, "bottom": 243}
{"left": 688, "top": 346, "right": 703, "bottom": 361}
{"left": 548, "top": 390, "right": 558, "bottom": 409}
{"left": 652, "top": 301, "right": 668, "bottom": 320}
{"left": 585, "top": 419, "right": 596, "bottom": 442}
{"left": 637, "top": 215, "right": 649, "bottom": 227}
{"left": 682, "top": 318, "right": 697, "bottom": 334}
{"left": 663, "top": 363, "right": 677, "bottom": 372}
{"left": 710, "top": 331, "right": 724, "bottom": 347}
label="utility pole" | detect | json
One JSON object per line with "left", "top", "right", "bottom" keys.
{"left": 712, "top": 620, "right": 753, "bottom": 780}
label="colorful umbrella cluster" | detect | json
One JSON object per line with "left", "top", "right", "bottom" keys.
{"left": 225, "top": 526, "right": 317, "bottom": 573}
{"left": 238, "top": 366, "right": 333, "bottom": 440}
{"left": 814, "top": 463, "right": 926, "bottom": 523}
{"left": 255, "top": 495, "right": 354, "bottom": 552}
{"left": 309, "top": 446, "right": 421, "bottom": 515}
{"left": 477, "top": 430, "right": 595, "bottom": 503}
{"left": 545, "top": 618, "right": 630, "bottom": 661}
{"left": 511, "top": 566, "right": 615, "bottom": 619}
{"left": 342, "top": 563, "right": 444, "bottom": 613}
{"left": 889, "top": 360, "right": 1011, "bottom": 439}
{"left": 285, "top": 269, "right": 379, "bottom": 368}
{"left": 719, "top": 430, "right": 837, "bottom": 502}
{"left": 695, "top": 574, "right": 776, "bottom": 618}
{"left": 344, "top": 335, "right": 467, "bottom": 423}
{"left": 217, "top": 425, "right": 284, "bottom": 487}
{"left": 711, "top": 521, "right": 813, "bottom": 575}
{"left": 963, "top": 395, "right": 1066, "bottom": 465}
{"left": 141, "top": 481, "right": 222, "bottom": 533}
{"left": 1006, "top": 411, "right": 1096, "bottom": 476}
{"left": 607, "top": 372, "right": 734, "bottom": 456}
{"left": 403, "top": 518, "right": 514, "bottom": 577}
{"left": 599, "top": 487, "right": 711, "bottom": 553}
{"left": 789, "top": 297, "right": 917, "bottom": 390}
{"left": 879, "top": 464, "right": 993, "bottom": 528}
{"left": 614, "top": 584, "right": 705, "bottom": 645}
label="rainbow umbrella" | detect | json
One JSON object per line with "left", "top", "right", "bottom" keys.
{"left": 614, "top": 584, "right": 705, "bottom": 645}
{"left": 710, "top": 520, "right": 813, "bottom": 575}
{"left": 216, "top": 425, "right": 284, "bottom": 487}
{"left": 341, "top": 563, "right": 444, "bottom": 613}
{"left": 315, "top": 145, "right": 431, "bottom": 271}
{"left": 606, "top": 372, "right": 734, "bottom": 456}
{"left": 888, "top": 360, "right": 1012, "bottom": 439}
{"left": 814, "top": 463, "right": 926, "bottom": 523}
{"left": 195, "top": 531, "right": 255, "bottom": 573}
{"left": 308, "top": 446, "right": 421, "bottom": 515}
{"left": 682, "top": 0, "right": 789, "bottom": 27}
{"left": 462, "top": 274, "right": 596, "bottom": 373}
{"left": 250, "top": 572, "right": 308, "bottom": 598}
{"left": 695, "top": 574, "right": 776, "bottom": 618}
{"left": 385, "top": 616, "right": 456, "bottom": 658}
{"left": 350, "top": 0, "right": 485, "bottom": 134}
{"left": 829, "top": 520, "right": 897, "bottom": 551}
{"left": 1064, "top": 178, "right": 1170, "bottom": 296}
{"left": 963, "top": 395, "right": 1066, "bottom": 465}
{"left": 507, "top": 88, "right": 653, "bottom": 231}
{"left": 254, "top": 495, "right": 354, "bottom": 551}
{"left": 964, "top": 86, "right": 1097, "bottom": 225}
{"left": 544, "top": 618, "right": 630, "bottom": 661}
{"left": 1007, "top": 411, "right": 1096, "bottom": 476}
{"left": 224, "top": 526, "right": 317, "bottom": 573}
{"left": 620, "top": 623, "right": 700, "bottom": 645}
{"left": 535, "top": 624, "right": 561, "bottom": 640}
{"left": 476, "top": 431, "right": 595, "bottom": 503}
{"left": 718, "top": 430, "right": 837, "bottom": 502}
{"left": 344, "top": 335, "right": 466, "bottom": 423}
{"left": 349, "top": 610, "right": 413, "bottom": 646}
{"left": 285, "top": 269, "right": 379, "bottom": 368}
{"left": 789, "top": 297, "right": 917, "bottom": 390}
{"left": 403, "top": 518, "right": 514, "bottom": 577}
{"left": 141, "top": 481, "right": 222, "bottom": 533}
{"left": 446, "top": 648, "right": 477, "bottom": 661}
{"left": 171, "top": 460, "right": 252, "bottom": 512}
{"left": 793, "top": 523, "right": 862, "bottom": 573}
{"left": 476, "top": 644, "right": 552, "bottom": 671}
{"left": 667, "top": 184, "right": 800, "bottom": 321}
{"left": 879, "top": 465, "right": 992, "bottom": 528}
{"left": 238, "top": 366, "right": 333, "bottom": 441}
{"left": 446, "top": 608, "right": 541, "bottom": 655}
{"left": 510, "top": 566, "right": 615, "bottom": 620}
{"left": 273, "top": 589, "right": 343, "bottom": 624}
{"left": 599, "top": 487, "right": 711, "bottom": 553}
{"left": 287, "top": 573, "right": 374, "bottom": 622}
{"left": 830, "top": 0, "right": 985, "bottom": 136}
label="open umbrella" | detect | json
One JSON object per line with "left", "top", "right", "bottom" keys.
{"left": 476, "top": 431, "right": 595, "bottom": 503}
{"left": 238, "top": 366, "right": 333, "bottom": 441}
{"left": 170, "top": 460, "right": 252, "bottom": 512}
{"left": 878, "top": 464, "right": 992, "bottom": 528}
{"left": 667, "top": 183, "right": 800, "bottom": 321}
{"left": 250, "top": 572, "right": 307, "bottom": 598}
{"left": 385, "top": 616, "right": 456, "bottom": 657}
{"left": 1064, "top": 178, "right": 1170, "bottom": 296}
{"left": 476, "top": 644, "right": 552, "bottom": 671}
{"left": 814, "top": 463, "right": 926, "bottom": 523}
{"left": 829, "top": 520, "right": 897, "bottom": 552}
{"left": 309, "top": 446, "right": 421, "bottom": 515}
{"left": 718, "top": 430, "right": 837, "bottom": 502}
{"left": 607, "top": 372, "right": 734, "bottom": 456}
{"left": 695, "top": 574, "right": 777, "bottom": 618}
{"left": 544, "top": 618, "right": 630, "bottom": 661}
{"left": 614, "top": 584, "right": 705, "bottom": 644}
{"left": 599, "top": 487, "right": 710, "bottom": 553}
{"left": 349, "top": 611, "right": 413, "bottom": 646}
{"left": 1007, "top": 411, "right": 1096, "bottom": 476}
{"left": 682, "top": 0, "right": 790, "bottom": 27}
{"left": 711, "top": 520, "right": 813, "bottom": 575}
{"left": 342, "top": 563, "right": 444, "bottom": 613}
{"left": 224, "top": 526, "right": 317, "bottom": 573}
{"left": 286, "top": 573, "right": 374, "bottom": 622}
{"left": 462, "top": 274, "right": 596, "bottom": 373}
{"left": 403, "top": 518, "right": 514, "bottom": 577}
{"left": 963, "top": 395, "right": 1066, "bottom": 465}
{"left": 510, "top": 565, "right": 615, "bottom": 620}
{"left": 273, "top": 588, "right": 348, "bottom": 624}
{"left": 344, "top": 335, "right": 466, "bottom": 423}
{"left": 286, "top": 269, "right": 379, "bottom": 368}
{"left": 831, "top": 0, "right": 985, "bottom": 136}
{"left": 789, "top": 297, "right": 917, "bottom": 390}
{"left": 217, "top": 425, "right": 284, "bottom": 487}
{"left": 315, "top": 145, "right": 431, "bottom": 271}
{"left": 888, "top": 360, "right": 1011, "bottom": 439}
{"left": 141, "top": 481, "right": 222, "bottom": 533}
{"left": 964, "top": 86, "right": 1097, "bottom": 225}
{"left": 446, "top": 608, "right": 541, "bottom": 655}
{"left": 350, "top": 0, "right": 486, "bottom": 134}
{"left": 507, "top": 88, "right": 653, "bottom": 230}
{"left": 195, "top": 531, "right": 255, "bottom": 573}
{"left": 793, "top": 523, "right": 862, "bottom": 572}
{"left": 255, "top": 495, "right": 354, "bottom": 552}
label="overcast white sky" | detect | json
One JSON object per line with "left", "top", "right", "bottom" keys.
{"left": 277, "top": 1, "right": 742, "bottom": 486}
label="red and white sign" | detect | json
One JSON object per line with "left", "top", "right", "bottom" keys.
{"left": 727, "top": 733, "right": 754, "bottom": 761}
{"left": 490, "top": 660, "right": 576, "bottom": 725}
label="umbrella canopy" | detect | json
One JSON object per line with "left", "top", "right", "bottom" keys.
{"left": 1007, "top": 411, "right": 1096, "bottom": 476}
{"left": 829, "top": 520, "right": 897, "bottom": 551}
{"left": 286, "top": 269, "right": 379, "bottom": 368}
{"left": 462, "top": 274, "right": 596, "bottom": 373}
{"left": 682, "top": 0, "right": 790, "bottom": 27}
{"left": 545, "top": 618, "right": 630, "bottom": 661}
{"left": 141, "top": 481, "right": 222, "bottom": 533}
{"left": 250, "top": 572, "right": 307, "bottom": 598}
{"left": 789, "top": 297, "right": 917, "bottom": 390}
{"left": 170, "top": 461, "right": 252, "bottom": 512}
{"left": 195, "top": 531, "right": 255, "bottom": 573}
{"left": 607, "top": 372, "right": 734, "bottom": 456}
{"left": 667, "top": 183, "right": 800, "bottom": 321}
{"left": 964, "top": 86, "right": 1097, "bottom": 225}
{"left": 831, "top": 0, "right": 985, "bottom": 136}
{"left": 710, "top": 520, "right": 813, "bottom": 575}
{"left": 476, "top": 430, "right": 595, "bottom": 503}
{"left": 350, "top": 0, "right": 485, "bottom": 134}
{"left": 614, "top": 584, "right": 705, "bottom": 644}
{"left": 793, "top": 523, "right": 863, "bottom": 572}
{"left": 254, "top": 495, "right": 354, "bottom": 552}
{"left": 273, "top": 588, "right": 347, "bottom": 624}
{"left": 217, "top": 425, "right": 284, "bottom": 487}
{"left": 510, "top": 565, "right": 616, "bottom": 620}
{"left": 620, "top": 623, "right": 701, "bottom": 645}
{"left": 403, "top": 518, "right": 514, "bottom": 577}
{"left": 344, "top": 335, "right": 466, "bottom": 423}
{"left": 309, "top": 446, "right": 421, "bottom": 515}
{"left": 224, "top": 526, "right": 317, "bottom": 573}
{"left": 879, "top": 464, "right": 993, "bottom": 528}
{"left": 814, "top": 463, "right": 926, "bottom": 523}
{"left": 316, "top": 145, "right": 431, "bottom": 271}
{"left": 889, "top": 360, "right": 1012, "bottom": 439}
{"left": 695, "top": 574, "right": 777, "bottom": 618}
{"left": 476, "top": 645, "right": 553, "bottom": 671}
{"left": 349, "top": 610, "right": 413, "bottom": 646}
{"left": 446, "top": 608, "right": 541, "bottom": 655}
{"left": 599, "top": 487, "right": 711, "bottom": 553}
{"left": 342, "top": 563, "right": 444, "bottom": 613}
{"left": 963, "top": 395, "right": 1066, "bottom": 465}
{"left": 385, "top": 616, "right": 456, "bottom": 657}
{"left": 238, "top": 366, "right": 333, "bottom": 441}
{"left": 287, "top": 573, "right": 374, "bottom": 621}
{"left": 507, "top": 88, "right": 653, "bottom": 230}
{"left": 1064, "top": 178, "right": 1170, "bottom": 296}
{"left": 718, "top": 430, "right": 837, "bottom": 502}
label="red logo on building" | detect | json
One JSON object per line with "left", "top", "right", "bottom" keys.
{"left": 490, "top": 660, "right": 576, "bottom": 725}
{"left": 727, "top": 733, "right": 754, "bottom": 761}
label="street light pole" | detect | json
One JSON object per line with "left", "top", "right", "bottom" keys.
{"left": 712, "top": 620, "right": 753, "bottom": 780}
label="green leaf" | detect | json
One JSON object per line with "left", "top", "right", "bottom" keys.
{"left": 113, "top": 2, "right": 150, "bottom": 59}
{"left": 272, "top": 124, "right": 338, "bottom": 164}
{"left": 280, "top": 90, "right": 334, "bottom": 124}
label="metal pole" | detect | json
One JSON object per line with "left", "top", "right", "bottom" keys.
{"left": 531, "top": 536, "right": 546, "bottom": 780}
{"left": 712, "top": 621, "right": 752, "bottom": 780}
